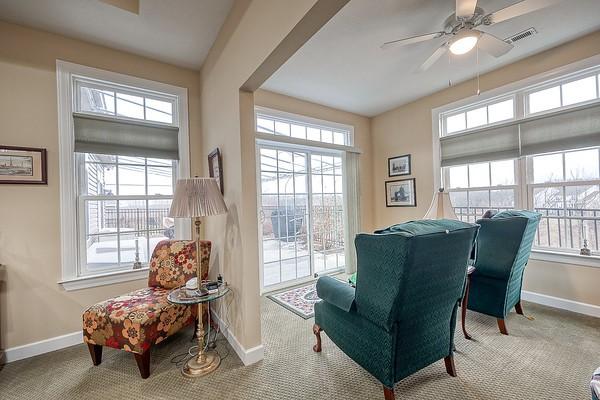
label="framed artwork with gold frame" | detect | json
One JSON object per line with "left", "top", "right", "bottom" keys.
{"left": 0, "top": 145, "right": 47, "bottom": 185}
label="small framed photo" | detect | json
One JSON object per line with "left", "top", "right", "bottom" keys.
{"left": 388, "top": 154, "right": 411, "bottom": 177}
{"left": 385, "top": 178, "right": 416, "bottom": 207}
{"left": 0, "top": 145, "right": 47, "bottom": 185}
{"left": 208, "top": 147, "right": 224, "bottom": 194}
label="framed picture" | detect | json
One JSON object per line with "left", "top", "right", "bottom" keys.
{"left": 385, "top": 178, "right": 416, "bottom": 207}
{"left": 208, "top": 147, "right": 224, "bottom": 194}
{"left": 0, "top": 145, "right": 47, "bottom": 185}
{"left": 388, "top": 154, "right": 411, "bottom": 177}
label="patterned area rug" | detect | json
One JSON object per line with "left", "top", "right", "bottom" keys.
{"left": 268, "top": 283, "right": 319, "bottom": 319}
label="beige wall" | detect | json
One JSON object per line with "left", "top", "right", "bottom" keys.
{"left": 371, "top": 30, "right": 600, "bottom": 306}
{"left": 199, "top": 0, "right": 326, "bottom": 351}
{"left": 0, "top": 21, "right": 202, "bottom": 350}
{"left": 254, "top": 89, "right": 375, "bottom": 232}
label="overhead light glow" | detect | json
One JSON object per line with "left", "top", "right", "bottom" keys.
{"left": 449, "top": 34, "right": 479, "bottom": 55}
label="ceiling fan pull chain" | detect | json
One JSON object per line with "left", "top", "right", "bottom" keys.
{"left": 476, "top": 43, "right": 481, "bottom": 95}
{"left": 448, "top": 51, "right": 453, "bottom": 87}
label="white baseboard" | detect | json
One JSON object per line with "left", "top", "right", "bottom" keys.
{"left": 522, "top": 290, "right": 600, "bottom": 318}
{"left": 211, "top": 312, "right": 264, "bottom": 366}
{"left": 4, "top": 331, "right": 82, "bottom": 363}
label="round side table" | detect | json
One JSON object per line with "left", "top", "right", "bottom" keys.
{"left": 168, "top": 285, "right": 230, "bottom": 377}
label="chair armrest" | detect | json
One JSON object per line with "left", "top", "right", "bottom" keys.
{"left": 316, "top": 276, "right": 355, "bottom": 312}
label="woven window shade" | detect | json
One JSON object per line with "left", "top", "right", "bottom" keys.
{"left": 440, "top": 102, "right": 600, "bottom": 166}
{"left": 440, "top": 124, "right": 520, "bottom": 167}
{"left": 520, "top": 103, "right": 600, "bottom": 156}
{"left": 73, "top": 113, "right": 179, "bottom": 159}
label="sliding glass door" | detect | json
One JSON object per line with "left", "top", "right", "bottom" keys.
{"left": 258, "top": 144, "right": 345, "bottom": 291}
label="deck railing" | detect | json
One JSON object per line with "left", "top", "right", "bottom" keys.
{"left": 454, "top": 206, "right": 599, "bottom": 252}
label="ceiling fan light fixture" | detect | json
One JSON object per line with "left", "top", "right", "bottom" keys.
{"left": 449, "top": 32, "right": 479, "bottom": 55}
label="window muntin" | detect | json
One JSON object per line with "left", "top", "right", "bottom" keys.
{"left": 527, "top": 73, "right": 600, "bottom": 115}
{"left": 527, "top": 148, "right": 600, "bottom": 253}
{"left": 256, "top": 112, "right": 352, "bottom": 146}
{"left": 442, "top": 97, "right": 515, "bottom": 136}
{"left": 76, "top": 79, "right": 176, "bottom": 125}
{"left": 445, "top": 159, "right": 517, "bottom": 223}
{"left": 78, "top": 153, "right": 176, "bottom": 275}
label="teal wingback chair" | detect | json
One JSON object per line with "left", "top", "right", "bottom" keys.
{"left": 313, "top": 220, "right": 479, "bottom": 400}
{"left": 467, "top": 210, "right": 541, "bottom": 335}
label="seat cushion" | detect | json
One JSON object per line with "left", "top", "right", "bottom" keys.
{"left": 83, "top": 287, "right": 194, "bottom": 354}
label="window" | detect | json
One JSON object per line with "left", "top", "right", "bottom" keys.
{"left": 443, "top": 97, "right": 515, "bottom": 135}
{"left": 436, "top": 57, "right": 600, "bottom": 260}
{"left": 77, "top": 79, "right": 176, "bottom": 124}
{"left": 57, "top": 61, "right": 189, "bottom": 290}
{"left": 256, "top": 109, "right": 353, "bottom": 146}
{"left": 527, "top": 73, "right": 600, "bottom": 115}
{"left": 528, "top": 148, "right": 600, "bottom": 253}
{"left": 445, "top": 160, "right": 517, "bottom": 223}
{"left": 78, "top": 154, "right": 176, "bottom": 276}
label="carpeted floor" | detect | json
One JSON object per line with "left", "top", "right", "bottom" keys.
{"left": 1, "top": 298, "right": 598, "bottom": 399}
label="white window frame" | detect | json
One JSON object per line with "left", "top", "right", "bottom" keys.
{"left": 255, "top": 106, "right": 355, "bottom": 150}
{"left": 432, "top": 54, "right": 600, "bottom": 267}
{"left": 56, "top": 60, "right": 191, "bottom": 290}
{"left": 441, "top": 94, "right": 517, "bottom": 136}
{"left": 254, "top": 107, "right": 361, "bottom": 293}
{"left": 74, "top": 77, "right": 179, "bottom": 126}
{"left": 524, "top": 70, "right": 600, "bottom": 117}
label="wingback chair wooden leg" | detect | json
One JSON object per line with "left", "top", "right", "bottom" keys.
{"left": 383, "top": 386, "right": 395, "bottom": 400}
{"left": 134, "top": 349, "right": 151, "bottom": 379}
{"left": 444, "top": 355, "right": 457, "bottom": 377}
{"left": 312, "top": 324, "right": 322, "bottom": 353}
{"left": 515, "top": 301, "right": 524, "bottom": 315}
{"left": 87, "top": 343, "right": 103, "bottom": 366}
{"left": 497, "top": 319, "right": 509, "bottom": 335}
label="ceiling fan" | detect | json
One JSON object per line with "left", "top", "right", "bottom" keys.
{"left": 381, "top": 0, "right": 561, "bottom": 71}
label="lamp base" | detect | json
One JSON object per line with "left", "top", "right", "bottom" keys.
{"left": 182, "top": 350, "right": 221, "bottom": 377}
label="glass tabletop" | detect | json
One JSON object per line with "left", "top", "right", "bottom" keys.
{"left": 167, "top": 285, "right": 231, "bottom": 305}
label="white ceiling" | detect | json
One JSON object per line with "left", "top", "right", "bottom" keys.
{"left": 262, "top": 0, "right": 600, "bottom": 117}
{"left": 0, "top": 0, "right": 234, "bottom": 69}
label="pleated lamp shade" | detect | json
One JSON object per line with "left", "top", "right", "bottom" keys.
{"left": 169, "top": 178, "right": 227, "bottom": 218}
{"left": 423, "top": 188, "right": 458, "bottom": 220}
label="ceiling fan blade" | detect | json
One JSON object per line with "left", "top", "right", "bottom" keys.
{"left": 486, "top": 0, "right": 561, "bottom": 25}
{"left": 478, "top": 31, "right": 514, "bottom": 57}
{"left": 456, "top": 0, "right": 478, "bottom": 19}
{"left": 418, "top": 44, "right": 448, "bottom": 72}
{"left": 381, "top": 32, "right": 445, "bottom": 50}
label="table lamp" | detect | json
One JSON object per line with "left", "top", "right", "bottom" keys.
{"left": 423, "top": 188, "right": 458, "bottom": 220}
{"left": 168, "top": 177, "right": 227, "bottom": 377}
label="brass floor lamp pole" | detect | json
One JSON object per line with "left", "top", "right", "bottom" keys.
{"left": 182, "top": 218, "right": 220, "bottom": 377}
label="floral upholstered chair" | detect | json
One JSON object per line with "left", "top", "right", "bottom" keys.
{"left": 83, "top": 239, "right": 211, "bottom": 378}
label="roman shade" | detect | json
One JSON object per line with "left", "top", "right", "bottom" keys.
{"left": 440, "top": 102, "right": 600, "bottom": 166}
{"left": 73, "top": 112, "right": 180, "bottom": 159}
{"left": 520, "top": 103, "right": 600, "bottom": 156}
{"left": 440, "top": 124, "right": 520, "bottom": 167}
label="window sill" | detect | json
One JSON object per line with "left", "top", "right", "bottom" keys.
{"left": 59, "top": 267, "right": 149, "bottom": 291}
{"left": 530, "top": 249, "right": 600, "bottom": 268}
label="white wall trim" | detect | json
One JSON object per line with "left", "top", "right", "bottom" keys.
{"left": 4, "top": 331, "right": 82, "bottom": 363}
{"left": 522, "top": 290, "right": 600, "bottom": 318}
{"left": 211, "top": 311, "right": 264, "bottom": 366}
{"left": 530, "top": 249, "right": 600, "bottom": 268}
{"left": 59, "top": 267, "right": 149, "bottom": 291}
